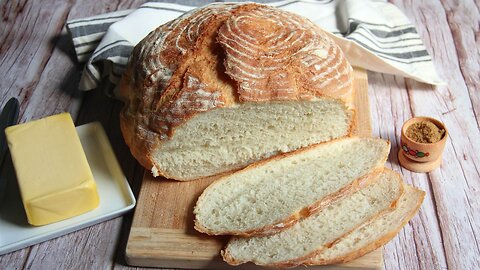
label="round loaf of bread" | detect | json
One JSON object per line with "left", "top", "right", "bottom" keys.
{"left": 119, "top": 3, "right": 354, "bottom": 181}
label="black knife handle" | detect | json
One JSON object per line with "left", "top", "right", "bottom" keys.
{"left": 0, "top": 98, "right": 20, "bottom": 167}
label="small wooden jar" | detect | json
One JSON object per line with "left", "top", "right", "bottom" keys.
{"left": 398, "top": 116, "right": 448, "bottom": 173}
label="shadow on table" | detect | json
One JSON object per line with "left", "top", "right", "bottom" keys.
{"left": 0, "top": 153, "right": 29, "bottom": 227}
{"left": 73, "top": 81, "right": 145, "bottom": 267}
{"left": 51, "top": 30, "right": 146, "bottom": 267}
{"left": 48, "top": 33, "right": 85, "bottom": 100}
{"left": 386, "top": 130, "right": 401, "bottom": 168}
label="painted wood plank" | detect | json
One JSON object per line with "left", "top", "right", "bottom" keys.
{"left": 22, "top": 219, "right": 122, "bottom": 269}
{"left": 438, "top": 0, "right": 480, "bottom": 128}
{"left": 368, "top": 72, "right": 448, "bottom": 270}
{"left": 375, "top": 1, "right": 480, "bottom": 269}
{"left": 0, "top": 0, "right": 75, "bottom": 119}
{"left": 0, "top": 249, "right": 30, "bottom": 269}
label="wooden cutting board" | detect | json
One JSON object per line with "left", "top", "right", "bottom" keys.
{"left": 125, "top": 68, "right": 381, "bottom": 270}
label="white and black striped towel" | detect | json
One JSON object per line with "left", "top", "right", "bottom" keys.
{"left": 67, "top": 0, "right": 444, "bottom": 96}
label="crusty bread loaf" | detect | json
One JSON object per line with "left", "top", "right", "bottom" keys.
{"left": 194, "top": 137, "right": 390, "bottom": 237}
{"left": 221, "top": 169, "right": 404, "bottom": 267}
{"left": 119, "top": 3, "right": 354, "bottom": 181}
{"left": 306, "top": 183, "right": 425, "bottom": 265}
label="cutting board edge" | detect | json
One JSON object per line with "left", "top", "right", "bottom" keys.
{"left": 125, "top": 226, "right": 382, "bottom": 270}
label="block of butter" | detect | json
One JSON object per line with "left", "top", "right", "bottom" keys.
{"left": 5, "top": 113, "right": 100, "bottom": 226}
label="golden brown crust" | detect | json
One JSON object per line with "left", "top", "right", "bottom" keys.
{"left": 217, "top": 5, "right": 352, "bottom": 103}
{"left": 306, "top": 184, "right": 425, "bottom": 266}
{"left": 119, "top": 3, "right": 355, "bottom": 179}
{"left": 193, "top": 137, "right": 390, "bottom": 236}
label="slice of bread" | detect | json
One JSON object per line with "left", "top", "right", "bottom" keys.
{"left": 221, "top": 169, "right": 404, "bottom": 267}
{"left": 306, "top": 183, "right": 425, "bottom": 265}
{"left": 194, "top": 137, "right": 390, "bottom": 237}
{"left": 149, "top": 100, "right": 354, "bottom": 181}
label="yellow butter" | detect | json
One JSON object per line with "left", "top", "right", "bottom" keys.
{"left": 5, "top": 113, "right": 99, "bottom": 226}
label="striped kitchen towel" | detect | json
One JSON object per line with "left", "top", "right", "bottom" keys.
{"left": 67, "top": 0, "right": 444, "bottom": 96}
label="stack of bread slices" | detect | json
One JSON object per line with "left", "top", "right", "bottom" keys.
{"left": 194, "top": 137, "right": 425, "bottom": 267}
{"left": 119, "top": 3, "right": 425, "bottom": 267}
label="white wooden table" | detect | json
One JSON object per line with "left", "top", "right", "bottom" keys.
{"left": 0, "top": 0, "right": 479, "bottom": 269}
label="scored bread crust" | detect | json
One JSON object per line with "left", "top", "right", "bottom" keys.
{"left": 193, "top": 137, "right": 390, "bottom": 237}
{"left": 119, "top": 3, "right": 354, "bottom": 180}
{"left": 221, "top": 168, "right": 406, "bottom": 268}
{"left": 305, "top": 184, "right": 425, "bottom": 265}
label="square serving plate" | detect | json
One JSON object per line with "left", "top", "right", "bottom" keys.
{"left": 0, "top": 122, "right": 136, "bottom": 255}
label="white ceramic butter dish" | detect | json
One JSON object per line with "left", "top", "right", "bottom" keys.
{"left": 0, "top": 122, "right": 136, "bottom": 255}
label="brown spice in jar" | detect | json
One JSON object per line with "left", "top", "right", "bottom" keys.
{"left": 406, "top": 121, "right": 445, "bottom": 143}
